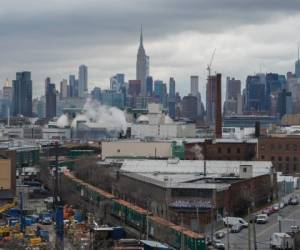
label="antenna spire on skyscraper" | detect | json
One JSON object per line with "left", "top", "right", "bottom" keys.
{"left": 140, "top": 24, "right": 143, "bottom": 48}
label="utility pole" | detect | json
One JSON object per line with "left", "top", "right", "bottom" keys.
{"left": 248, "top": 208, "right": 251, "bottom": 250}
{"left": 210, "top": 189, "right": 216, "bottom": 242}
{"left": 54, "top": 142, "right": 64, "bottom": 250}
{"left": 226, "top": 216, "right": 230, "bottom": 250}
{"left": 253, "top": 218, "right": 257, "bottom": 250}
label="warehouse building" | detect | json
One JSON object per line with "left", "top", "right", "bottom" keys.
{"left": 115, "top": 159, "right": 275, "bottom": 233}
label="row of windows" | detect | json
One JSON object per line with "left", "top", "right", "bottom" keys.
{"left": 260, "top": 143, "right": 298, "bottom": 151}
{"left": 277, "top": 163, "right": 297, "bottom": 172}
{"left": 261, "top": 155, "right": 298, "bottom": 162}
{"left": 217, "top": 147, "right": 241, "bottom": 154}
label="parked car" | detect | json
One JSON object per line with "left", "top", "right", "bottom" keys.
{"left": 231, "top": 223, "right": 243, "bottom": 233}
{"left": 212, "top": 239, "right": 225, "bottom": 250}
{"left": 272, "top": 203, "right": 279, "bottom": 212}
{"left": 223, "top": 217, "right": 248, "bottom": 228}
{"left": 279, "top": 202, "right": 285, "bottom": 209}
{"left": 262, "top": 207, "right": 273, "bottom": 216}
{"left": 270, "top": 232, "right": 294, "bottom": 249}
{"left": 289, "top": 197, "right": 299, "bottom": 205}
{"left": 256, "top": 214, "right": 268, "bottom": 224}
{"left": 215, "top": 231, "right": 225, "bottom": 239}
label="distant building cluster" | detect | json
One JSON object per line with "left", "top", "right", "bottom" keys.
{"left": 0, "top": 29, "right": 297, "bottom": 134}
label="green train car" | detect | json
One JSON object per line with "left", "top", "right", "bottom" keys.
{"left": 66, "top": 173, "right": 206, "bottom": 250}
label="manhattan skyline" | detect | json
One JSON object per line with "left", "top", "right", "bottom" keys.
{"left": 1, "top": 0, "right": 300, "bottom": 98}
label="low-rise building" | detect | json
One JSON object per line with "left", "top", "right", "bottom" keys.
{"left": 114, "top": 159, "right": 275, "bottom": 232}
{"left": 257, "top": 135, "right": 300, "bottom": 175}
{"left": 101, "top": 140, "right": 172, "bottom": 159}
{"left": 184, "top": 138, "right": 256, "bottom": 161}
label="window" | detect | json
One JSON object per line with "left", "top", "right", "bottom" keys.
{"left": 261, "top": 155, "right": 265, "bottom": 160}
{"left": 243, "top": 167, "right": 247, "bottom": 173}
{"left": 237, "top": 148, "right": 241, "bottom": 154}
{"left": 278, "top": 144, "right": 282, "bottom": 150}
{"left": 286, "top": 156, "right": 290, "bottom": 162}
{"left": 218, "top": 147, "right": 222, "bottom": 154}
{"left": 278, "top": 156, "right": 282, "bottom": 161}
{"left": 271, "top": 156, "right": 275, "bottom": 161}
{"left": 286, "top": 144, "right": 290, "bottom": 150}
{"left": 278, "top": 163, "right": 282, "bottom": 171}
{"left": 117, "top": 149, "right": 120, "bottom": 153}
{"left": 294, "top": 157, "right": 298, "bottom": 162}
{"left": 294, "top": 164, "right": 297, "bottom": 171}
{"left": 293, "top": 144, "right": 297, "bottom": 151}
{"left": 271, "top": 144, "right": 275, "bottom": 150}
{"left": 227, "top": 148, "right": 231, "bottom": 154}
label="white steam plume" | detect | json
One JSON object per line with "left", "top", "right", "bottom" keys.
{"left": 70, "top": 98, "right": 127, "bottom": 131}
{"left": 56, "top": 114, "right": 69, "bottom": 128}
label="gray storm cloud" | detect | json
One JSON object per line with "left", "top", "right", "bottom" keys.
{"left": 1, "top": 0, "right": 300, "bottom": 98}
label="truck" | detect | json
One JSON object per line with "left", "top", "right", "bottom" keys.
{"left": 223, "top": 217, "right": 248, "bottom": 228}
{"left": 270, "top": 232, "right": 294, "bottom": 249}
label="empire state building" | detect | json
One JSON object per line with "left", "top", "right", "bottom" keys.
{"left": 136, "top": 26, "right": 149, "bottom": 96}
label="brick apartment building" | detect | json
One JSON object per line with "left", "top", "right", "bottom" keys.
{"left": 184, "top": 139, "right": 256, "bottom": 161}
{"left": 257, "top": 136, "right": 300, "bottom": 175}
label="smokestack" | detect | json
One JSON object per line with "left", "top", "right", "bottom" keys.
{"left": 255, "top": 121, "right": 260, "bottom": 138}
{"left": 215, "top": 73, "right": 222, "bottom": 138}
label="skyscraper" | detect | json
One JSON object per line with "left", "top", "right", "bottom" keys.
{"left": 245, "top": 74, "right": 266, "bottom": 113}
{"left": 110, "top": 73, "right": 125, "bottom": 92}
{"left": 60, "top": 79, "right": 68, "bottom": 98}
{"left": 168, "top": 77, "right": 176, "bottom": 119}
{"left": 69, "top": 75, "right": 76, "bottom": 97}
{"left": 146, "top": 76, "right": 153, "bottom": 96}
{"left": 295, "top": 46, "right": 300, "bottom": 78}
{"left": 190, "top": 75, "right": 204, "bottom": 117}
{"left": 224, "top": 77, "right": 241, "bottom": 115}
{"left": 78, "top": 65, "right": 88, "bottom": 97}
{"left": 12, "top": 71, "right": 32, "bottom": 117}
{"left": 206, "top": 75, "right": 218, "bottom": 123}
{"left": 136, "top": 26, "right": 149, "bottom": 96}
{"left": 46, "top": 80, "right": 56, "bottom": 119}
{"left": 190, "top": 75, "right": 199, "bottom": 95}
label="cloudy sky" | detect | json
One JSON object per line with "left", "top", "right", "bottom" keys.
{"left": 1, "top": 0, "right": 300, "bottom": 98}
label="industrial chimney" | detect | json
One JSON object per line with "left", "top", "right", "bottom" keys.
{"left": 215, "top": 73, "right": 222, "bottom": 138}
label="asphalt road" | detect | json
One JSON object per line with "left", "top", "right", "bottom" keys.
{"left": 218, "top": 190, "right": 300, "bottom": 250}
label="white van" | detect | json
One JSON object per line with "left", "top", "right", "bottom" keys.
{"left": 270, "top": 233, "right": 294, "bottom": 249}
{"left": 223, "top": 217, "right": 248, "bottom": 228}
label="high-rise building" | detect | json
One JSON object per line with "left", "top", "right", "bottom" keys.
{"left": 277, "top": 89, "right": 292, "bottom": 118}
{"left": 265, "top": 73, "right": 286, "bottom": 112}
{"left": 12, "top": 71, "right": 32, "bottom": 117}
{"left": 226, "top": 77, "right": 241, "bottom": 101}
{"left": 190, "top": 75, "right": 199, "bottom": 95}
{"left": 182, "top": 95, "right": 198, "bottom": 121}
{"left": 45, "top": 77, "right": 51, "bottom": 94}
{"left": 168, "top": 77, "right": 176, "bottom": 119}
{"left": 146, "top": 76, "right": 153, "bottom": 96}
{"left": 46, "top": 81, "right": 56, "bottom": 119}
{"left": 69, "top": 75, "right": 76, "bottom": 97}
{"left": 190, "top": 75, "right": 204, "bottom": 117}
{"left": 128, "top": 80, "right": 141, "bottom": 97}
{"left": 136, "top": 26, "right": 149, "bottom": 96}
{"left": 110, "top": 73, "right": 125, "bottom": 92}
{"left": 60, "top": 79, "right": 68, "bottom": 98}
{"left": 224, "top": 77, "right": 241, "bottom": 116}
{"left": 295, "top": 46, "right": 300, "bottom": 78}
{"left": 245, "top": 74, "right": 266, "bottom": 113}
{"left": 101, "top": 90, "right": 124, "bottom": 109}
{"left": 78, "top": 65, "right": 88, "bottom": 97}
{"left": 3, "top": 79, "right": 12, "bottom": 100}
{"left": 91, "top": 87, "right": 101, "bottom": 102}
{"left": 206, "top": 74, "right": 218, "bottom": 123}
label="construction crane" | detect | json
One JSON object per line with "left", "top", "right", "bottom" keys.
{"left": 207, "top": 48, "right": 216, "bottom": 77}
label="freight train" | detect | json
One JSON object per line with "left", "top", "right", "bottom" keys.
{"left": 64, "top": 171, "right": 206, "bottom": 250}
